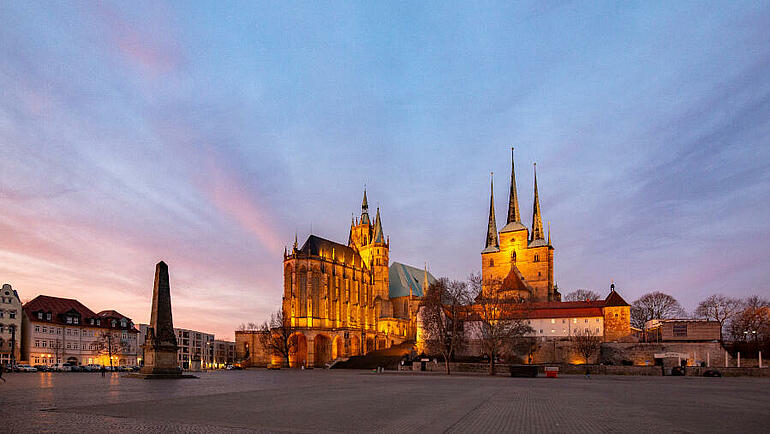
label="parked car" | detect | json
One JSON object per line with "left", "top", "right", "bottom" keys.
{"left": 16, "top": 364, "right": 38, "bottom": 372}
{"left": 703, "top": 369, "right": 722, "bottom": 377}
{"left": 85, "top": 364, "right": 101, "bottom": 372}
{"left": 33, "top": 364, "right": 49, "bottom": 372}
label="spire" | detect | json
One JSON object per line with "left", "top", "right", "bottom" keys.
{"left": 360, "top": 188, "right": 371, "bottom": 225}
{"left": 507, "top": 147, "right": 521, "bottom": 224}
{"left": 547, "top": 221, "right": 551, "bottom": 245}
{"left": 500, "top": 148, "right": 527, "bottom": 233}
{"left": 422, "top": 262, "right": 429, "bottom": 297}
{"left": 483, "top": 172, "right": 500, "bottom": 252}
{"left": 348, "top": 215, "right": 354, "bottom": 246}
{"left": 530, "top": 163, "right": 545, "bottom": 242}
{"left": 293, "top": 232, "right": 298, "bottom": 250}
{"left": 372, "top": 207, "right": 385, "bottom": 244}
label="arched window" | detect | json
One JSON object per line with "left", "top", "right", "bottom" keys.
{"left": 511, "top": 250, "right": 516, "bottom": 262}
{"left": 533, "top": 254, "right": 539, "bottom": 262}
{"left": 489, "top": 259, "right": 494, "bottom": 267}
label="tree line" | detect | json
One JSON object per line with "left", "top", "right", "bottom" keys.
{"left": 563, "top": 288, "right": 770, "bottom": 344}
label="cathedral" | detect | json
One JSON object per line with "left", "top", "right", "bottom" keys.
{"left": 279, "top": 191, "right": 436, "bottom": 367}
{"left": 481, "top": 149, "right": 560, "bottom": 302}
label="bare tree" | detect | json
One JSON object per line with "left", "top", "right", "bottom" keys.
{"left": 563, "top": 289, "right": 601, "bottom": 302}
{"left": 420, "top": 277, "right": 471, "bottom": 375}
{"left": 694, "top": 294, "right": 742, "bottom": 340}
{"left": 727, "top": 296, "right": 770, "bottom": 343}
{"left": 237, "top": 322, "right": 260, "bottom": 332}
{"left": 571, "top": 328, "right": 602, "bottom": 364}
{"left": 630, "top": 291, "right": 686, "bottom": 328}
{"left": 258, "top": 309, "right": 296, "bottom": 367}
{"left": 468, "top": 273, "right": 533, "bottom": 375}
{"left": 96, "top": 330, "right": 129, "bottom": 368}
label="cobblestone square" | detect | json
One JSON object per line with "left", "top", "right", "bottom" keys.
{"left": 2, "top": 370, "right": 769, "bottom": 433}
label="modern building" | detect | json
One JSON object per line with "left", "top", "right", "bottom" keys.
{"left": 1, "top": 284, "right": 22, "bottom": 365}
{"left": 138, "top": 324, "right": 215, "bottom": 369}
{"left": 213, "top": 339, "right": 236, "bottom": 367}
{"left": 277, "top": 190, "right": 437, "bottom": 367}
{"left": 21, "top": 295, "right": 139, "bottom": 366}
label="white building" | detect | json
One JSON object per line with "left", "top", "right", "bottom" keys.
{"left": 138, "top": 324, "right": 215, "bottom": 370}
{"left": 1, "top": 284, "right": 22, "bottom": 365}
{"left": 21, "top": 295, "right": 139, "bottom": 367}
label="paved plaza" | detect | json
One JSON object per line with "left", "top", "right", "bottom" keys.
{"left": 1, "top": 369, "right": 769, "bottom": 433}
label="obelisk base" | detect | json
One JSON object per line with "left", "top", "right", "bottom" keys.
{"left": 127, "top": 343, "right": 196, "bottom": 379}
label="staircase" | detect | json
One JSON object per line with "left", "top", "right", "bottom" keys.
{"left": 331, "top": 341, "right": 415, "bottom": 370}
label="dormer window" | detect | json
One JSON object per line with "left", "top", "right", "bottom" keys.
{"left": 73, "top": 317, "right": 78, "bottom": 324}
{"left": 46, "top": 313, "right": 51, "bottom": 320}
{"left": 111, "top": 320, "right": 117, "bottom": 327}
{"left": 121, "top": 319, "right": 127, "bottom": 328}
{"left": 90, "top": 319, "right": 95, "bottom": 325}
{"left": 66, "top": 317, "right": 73, "bottom": 324}
{"left": 38, "top": 312, "right": 43, "bottom": 320}
{"left": 96, "top": 319, "right": 100, "bottom": 326}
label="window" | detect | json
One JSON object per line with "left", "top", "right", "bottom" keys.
{"left": 96, "top": 320, "right": 100, "bottom": 326}
{"left": 489, "top": 259, "right": 494, "bottom": 267}
{"left": 90, "top": 319, "right": 94, "bottom": 325}
{"left": 573, "top": 319, "right": 577, "bottom": 324}
{"left": 66, "top": 317, "right": 72, "bottom": 324}
{"left": 41, "top": 341, "right": 47, "bottom": 348}
{"left": 38, "top": 312, "right": 43, "bottom": 319}
{"left": 0, "top": 311, "right": 4, "bottom": 318}
{"left": 672, "top": 324, "right": 688, "bottom": 337}
{"left": 35, "top": 340, "right": 40, "bottom": 347}
{"left": 615, "top": 313, "right": 618, "bottom": 318}
{"left": 8, "top": 311, "right": 14, "bottom": 319}
{"left": 585, "top": 319, "right": 588, "bottom": 323}
{"left": 533, "top": 254, "right": 539, "bottom": 262}
{"left": 111, "top": 320, "right": 117, "bottom": 327}
{"left": 35, "top": 325, "right": 40, "bottom": 332}
{"left": 511, "top": 251, "right": 516, "bottom": 261}
{"left": 42, "top": 327, "right": 47, "bottom": 333}
{"left": 596, "top": 328, "right": 600, "bottom": 333}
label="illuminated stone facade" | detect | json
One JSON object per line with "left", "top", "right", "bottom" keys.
{"left": 481, "top": 150, "right": 557, "bottom": 302}
{"left": 278, "top": 191, "right": 436, "bottom": 367}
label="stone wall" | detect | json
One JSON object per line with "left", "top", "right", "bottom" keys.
{"left": 601, "top": 342, "right": 730, "bottom": 367}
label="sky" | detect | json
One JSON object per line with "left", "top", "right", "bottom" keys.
{"left": 1, "top": 1, "right": 769, "bottom": 340}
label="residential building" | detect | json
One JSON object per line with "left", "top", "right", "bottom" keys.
{"left": 138, "top": 324, "right": 214, "bottom": 370}
{"left": 21, "top": 295, "right": 139, "bottom": 366}
{"left": 1, "top": 284, "right": 22, "bottom": 365}
{"left": 213, "top": 339, "right": 236, "bottom": 367}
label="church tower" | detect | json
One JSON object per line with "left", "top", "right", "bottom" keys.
{"left": 351, "top": 189, "right": 390, "bottom": 300}
{"left": 481, "top": 150, "right": 556, "bottom": 302}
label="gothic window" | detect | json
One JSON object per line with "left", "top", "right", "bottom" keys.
{"left": 511, "top": 251, "right": 516, "bottom": 262}
{"left": 312, "top": 273, "right": 320, "bottom": 317}
{"left": 489, "top": 259, "right": 494, "bottom": 267}
{"left": 533, "top": 254, "right": 539, "bottom": 262}
{"left": 285, "top": 266, "right": 293, "bottom": 296}
{"left": 299, "top": 267, "right": 308, "bottom": 317}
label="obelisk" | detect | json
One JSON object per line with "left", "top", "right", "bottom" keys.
{"left": 130, "top": 261, "right": 193, "bottom": 378}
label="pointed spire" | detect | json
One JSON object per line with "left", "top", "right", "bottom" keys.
{"left": 483, "top": 172, "right": 500, "bottom": 252}
{"left": 507, "top": 147, "right": 521, "bottom": 224}
{"left": 501, "top": 148, "right": 526, "bottom": 233}
{"left": 530, "top": 163, "right": 545, "bottom": 242}
{"left": 360, "top": 188, "right": 370, "bottom": 225}
{"left": 348, "top": 215, "right": 355, "bottom": 245}
{"left": 422, "top": 262, "right": 429, "bottom": 297}
{"left": 293, "top": 232, "right": 298, "bottom": 250}
{"left": 372, "top": 207, "right": 385, "bottom": 244}
{"left": 547, "top": 221, "right": 551, "bottom": 245}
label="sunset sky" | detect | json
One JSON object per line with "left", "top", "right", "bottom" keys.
{"left": 2, "top": 2, "right": 769, "bottom": 339}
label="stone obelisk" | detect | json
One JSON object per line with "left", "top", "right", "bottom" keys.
{"left": 130, "top": 261, "right": 193, "bottom": 378}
